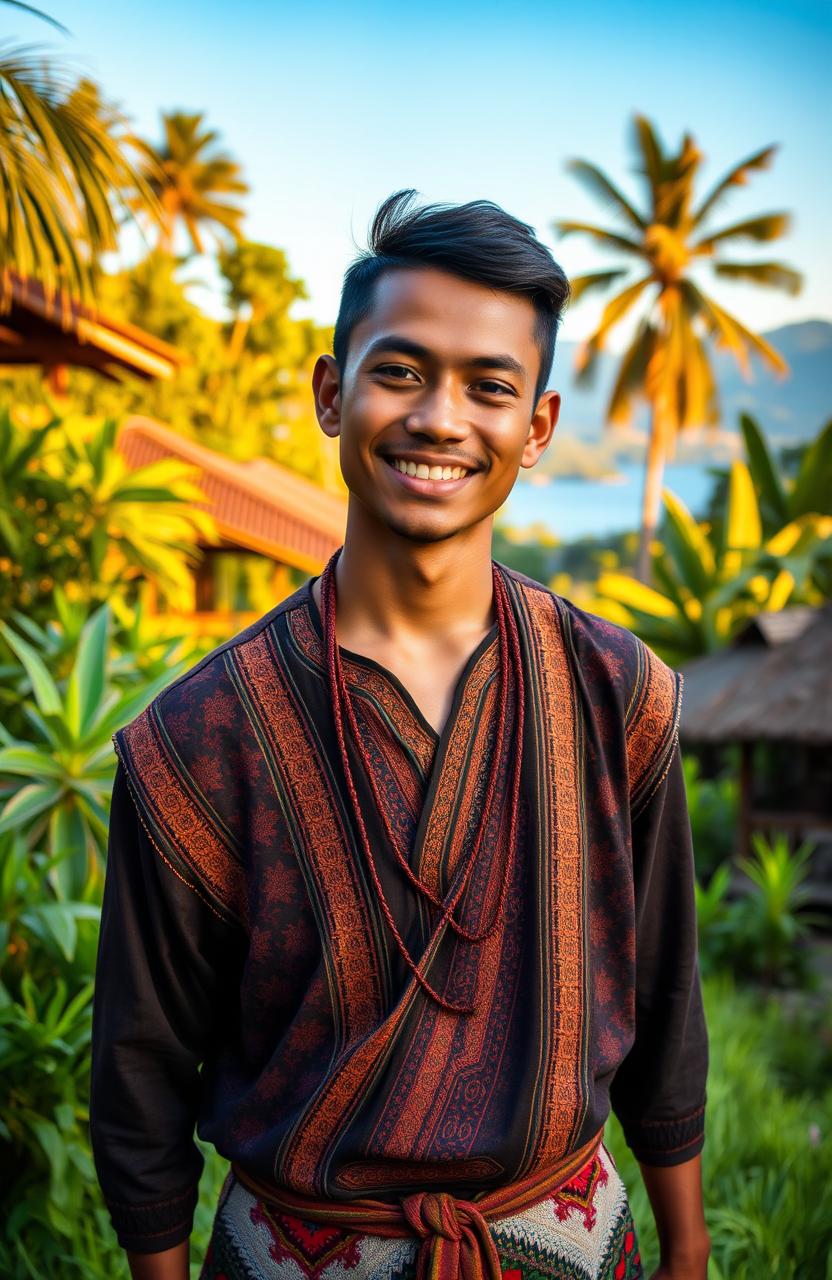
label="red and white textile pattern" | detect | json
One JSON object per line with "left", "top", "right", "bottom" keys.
{"left": 199, "top": 1144, "right": 642, "bottom": 1280}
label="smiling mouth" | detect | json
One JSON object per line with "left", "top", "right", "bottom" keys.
{"left": 385, "top": 456, "right": 474, "bottom": 482}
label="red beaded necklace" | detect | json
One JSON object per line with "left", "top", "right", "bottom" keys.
{"left": 319, "top": 550, "right": 525, "bottom": 1015}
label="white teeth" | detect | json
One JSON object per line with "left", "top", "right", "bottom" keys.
{"left": 389, "top": 458, "right": 469, "bottom": 480}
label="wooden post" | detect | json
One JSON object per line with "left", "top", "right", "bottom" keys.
{"left": 738, "top": 741, "right": 753, "bottom": 861}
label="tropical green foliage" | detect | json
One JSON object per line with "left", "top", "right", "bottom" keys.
{"left": 0, "top": 409, "right": 215, "bottom": 620}
{"left": 0, "top": 604, "right": 185, "bottom": 897}
{"left": 695, "top": 833, "right": 817, "bottom": 988}
{"left": 683, "top": 755, "right": 738, "bottom": 881}
{"left": 0, "top": 2, "right": 155, "bottom": 302}
{"left": 595, "top": 415, "right": 832, "bottom": 663}
{"left": 559, "top": 116, "right": 802, "bottom": 578}
{"left": 606, "top": 976, "right": 832, "bottom": 1279}
{"left": 0, "top": 599, "right": 201, "bottom": 1276}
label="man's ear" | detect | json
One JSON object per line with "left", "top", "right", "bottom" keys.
{"left": 313, "top": 355, "right": 342, "bottom": 438}
{"left": 520, "top": 389, "right": 560, "bottom": 469}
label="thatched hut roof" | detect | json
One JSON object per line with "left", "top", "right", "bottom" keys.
{"left": 681, "top": 607, "right": 832, "bottom": 745}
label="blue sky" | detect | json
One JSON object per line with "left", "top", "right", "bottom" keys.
{"left": 11, "top": 0, "right": 831, "bottom": 342}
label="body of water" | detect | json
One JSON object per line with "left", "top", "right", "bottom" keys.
{"left": 502, "top": 462, "right": 717, "bottom": 542}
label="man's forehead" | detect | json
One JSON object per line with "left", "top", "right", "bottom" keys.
{"left": 350, "top": 267, "right": 538, "bottom": 366}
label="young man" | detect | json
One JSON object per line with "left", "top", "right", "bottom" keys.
{"left": 91, "top": 192, "right": 709, "bottom": 1280}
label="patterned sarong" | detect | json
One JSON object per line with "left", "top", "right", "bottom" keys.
{"left": 199, "top": 1144, "right": 642, "bottom": 1280}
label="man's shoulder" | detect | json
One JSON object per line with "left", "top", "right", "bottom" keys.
{"left": 500, "top": 566, "right": 681, "bottom": 804}
{"left": 118, "top": 580, "right": 310, "bottom": 751}
{"left": 499, "top": 564, "right": 658, "bottom": 700}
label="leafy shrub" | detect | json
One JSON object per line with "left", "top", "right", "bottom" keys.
{"left": 0, "top": 605, "right": 196, "bottom": 1277}
{"left": 696, "top": 834, "right": 818, "bottom": 989}
{"left": 0, "top": 410, "right": 213, "bottom": 623}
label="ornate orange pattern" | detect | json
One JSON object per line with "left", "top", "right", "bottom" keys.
{"left": 116, "top": 705, "right": 248, "bottom": 925}
{"left": 515, "top": 583, "right": 586, "bottom": 1169}
{"left": 626, "top": 642, "right": 682, "bottom": 816}
{"left": 230, "top": 625, "right": 396, "bottom": 1192}
{"left": 335, "top": 1154, "right": 503, "bottom": 1191}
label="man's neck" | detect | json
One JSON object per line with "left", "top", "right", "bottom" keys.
{"left": 318, "top": 506, "right": 496, "bottom": 651}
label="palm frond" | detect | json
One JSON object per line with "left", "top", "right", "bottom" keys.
{"left": 606, "top": 320, "right": 658, "bottom": 424}
{"left": 1, "top": 1, "right": 69, "bottom": 32}
{"left": 566, "top": 269, "right": 629, "bottom": 305}
{"left": 598, "top": 275, "right": 653, "bottom": 332}
{"left": 681, "top": 280, "right": 788, "bottom": 377}
{"left": 693, "top": 145, "right": 778, "bottom": 224}
{"left": 554, "top": 220, "right": 644, "bottom": 257}
{"left": 632, "top": 115, "right": 664, "bottom": 211}
{"left": 0, "top": 47, "right": 155, "bottom": 300}
{"left": 712, "top": 260, "right": 802, "bottom": 295}
{"left": 694, "top": 213, "right": 790, "bottom": 253}
{"left": 564, "top": 159, "right": 646, "bottom": 230}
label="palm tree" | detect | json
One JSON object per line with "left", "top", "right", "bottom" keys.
{"left": 557, "top": 115, "right": 802, "bottom": 581}
{"left": 0, "top": 15, "right": 154, "bottom": 304}
{"left": 129, "top": 111, "right": 248, "bottom": 255}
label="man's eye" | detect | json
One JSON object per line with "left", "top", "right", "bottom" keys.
{"left": 476, "top": 380, "right": 515, "bottom": 396}
{"left": 377, "top": 364, "right": 418, "bottom": 381}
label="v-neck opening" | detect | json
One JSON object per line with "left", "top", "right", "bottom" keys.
{"left": 303, "top": 575, "right": 499, "bottom": 747}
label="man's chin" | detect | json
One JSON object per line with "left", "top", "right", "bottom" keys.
{"left": 384, "top": 515, "right": 465, "bottom": 545}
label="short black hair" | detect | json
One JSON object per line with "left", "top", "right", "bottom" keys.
{"left": 333, "top": 190, "right": 570, "bottom": 403}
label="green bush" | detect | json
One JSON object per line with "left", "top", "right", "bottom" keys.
{"left": 0, "top": 604, "right": 199, "bottom": 1277}
{"left": 696, "top": 833, "right": 818, "bottom": 988}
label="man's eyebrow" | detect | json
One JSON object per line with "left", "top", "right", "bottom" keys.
{"left": 363, "top": 335, "right": 525, "bottom": 378}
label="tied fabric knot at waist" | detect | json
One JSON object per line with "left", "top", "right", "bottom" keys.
{"left": 231, "top": 1128, "right": 603, "bottom": 1280}
{"left": 400, "top": 1189, "right": 499, "bottom": 1280}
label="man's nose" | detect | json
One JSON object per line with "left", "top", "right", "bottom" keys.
{"left": 402, "top": 380, "right": 468, "bottom": 440}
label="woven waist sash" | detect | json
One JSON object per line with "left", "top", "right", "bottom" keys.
{"left": 232, "top": 1128, "right": 604, "bottom": 1280}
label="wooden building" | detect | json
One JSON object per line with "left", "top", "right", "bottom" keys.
{"left": 681, "top": 607, "right": 832, "bottom": 863}
{"left": 0, "top": 272, "right": 184, "bottom": 388}
{"left": 117, "top": 418, "right": 347, "bottom": 627}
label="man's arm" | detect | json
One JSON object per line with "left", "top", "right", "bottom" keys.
{"left": 640, "top": 1157, "right": 710, "bottom": 1279}
{"left": 126, "top": 1241, "right": 189, "bottom": 1280}
{"left": 610, "top": 746, "right": 710, "bottom": 1274}
{"left": 90, "top": 764, "right": 238, "bottom": 1262}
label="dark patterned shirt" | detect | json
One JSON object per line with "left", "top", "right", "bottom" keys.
{"left": 90, "top": 568, "right": 708, "bottom": 1255}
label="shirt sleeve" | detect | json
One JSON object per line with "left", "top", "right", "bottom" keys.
{"left": 90, "top": 763, "right": 241, "bottom": 1253}
{"left": 609, "top": 744, "right": 709, "bottom": 1167}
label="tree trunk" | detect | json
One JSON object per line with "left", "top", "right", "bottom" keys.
{"left": 636, "top": 403, "right": 667, "bottom": 583}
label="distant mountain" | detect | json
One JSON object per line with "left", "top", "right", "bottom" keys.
{"left": 549, "top": 319, "right": 832, "bottom": 451}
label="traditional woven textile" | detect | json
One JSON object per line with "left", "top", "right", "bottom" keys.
{"left": 199, "top": 1143, "right": 642, "bottom": 1280}
{"left": 92, "top": 564, "right": 707, "bottom": 1255}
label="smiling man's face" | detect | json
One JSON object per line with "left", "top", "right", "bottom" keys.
{"left": 313, "top": 267, "right": 560, "bottom": 544}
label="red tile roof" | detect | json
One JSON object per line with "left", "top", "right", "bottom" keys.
{"left": 118, "top": 417, "right": 346, "bottom": 574}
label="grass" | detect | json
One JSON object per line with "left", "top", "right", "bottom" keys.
{"left": 604, "top": 976, "right": 832, "bottom": 1278}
